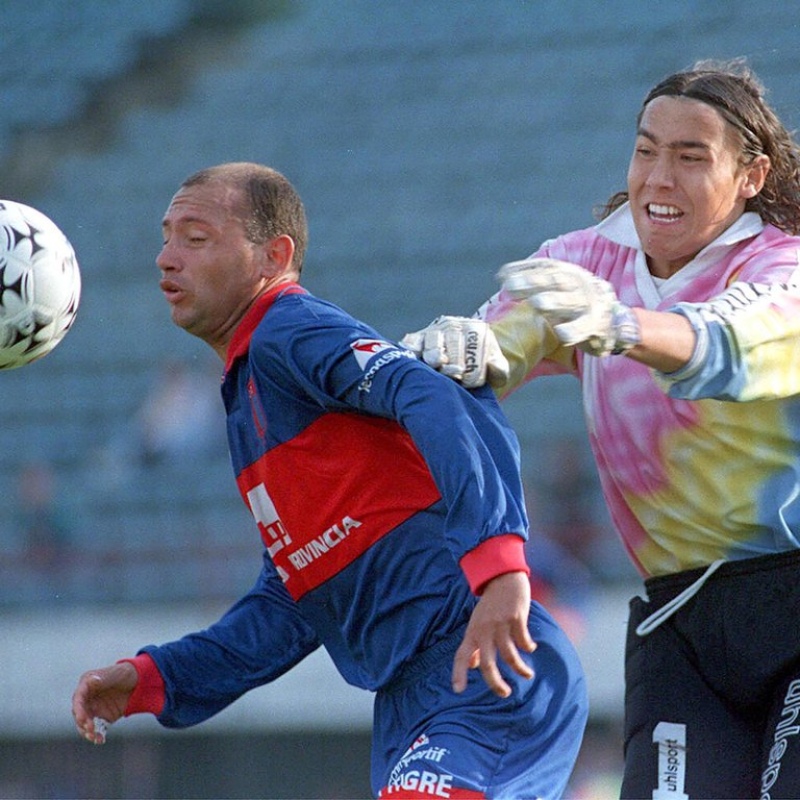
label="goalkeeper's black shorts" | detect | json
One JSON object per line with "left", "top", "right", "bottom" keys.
{"left": 622, "top": 548, "right": 800, "bottom": 800}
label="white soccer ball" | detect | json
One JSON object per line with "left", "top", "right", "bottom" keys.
{"left": 0, "top": 200, "right": 81, "bottom": 370}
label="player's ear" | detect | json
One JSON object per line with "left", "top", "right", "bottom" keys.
{"left": 741, "top": 154, "right": 770, "bottom": 198}
{"left": 262, "top": 234, "right": 296, "bottom": 276}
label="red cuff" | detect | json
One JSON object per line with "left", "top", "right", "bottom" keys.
{"left": 119, "top": 654, "right": 166, "bottom": 717}
{"left": 459, "top": 534, "right": 530, "bottom": 595}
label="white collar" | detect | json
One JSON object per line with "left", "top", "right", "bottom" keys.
{"left": 595, "top": 202, "right": 765, "bottom": 301}
{"left": 595, "top": 201, "right": 765, "bottom": 250}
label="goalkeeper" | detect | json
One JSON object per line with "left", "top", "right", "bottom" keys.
{"left": 71, "top": 162, "right": 587, "bottom": 799}
{"left": 404, "top": 59, "right": 800, "bottom": 798}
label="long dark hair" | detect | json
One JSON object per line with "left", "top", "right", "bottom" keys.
{"left": 597, "top": 59, "right": 800, "bottom": 234}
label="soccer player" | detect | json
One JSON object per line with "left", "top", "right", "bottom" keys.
{"left": 71, "top": 163, "right": 588, "bottom": 798}
{"left": 404, "top": 59, "right": 800, "bottom": 798}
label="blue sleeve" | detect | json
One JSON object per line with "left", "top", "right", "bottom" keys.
{"left": 270, "top": 299, "right": 528, "bottom": 560}
{"left": 657, "top": 282, "right": 800, "bottom": 402}
{"left": 141, "top": 552, "right": 320, "bottom": 729}
{"left": 369, "top": 365, "right": 529, "bottom": 558}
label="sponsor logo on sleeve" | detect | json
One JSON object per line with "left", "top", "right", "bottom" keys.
{"left": 350, "top": 338, "right": 415, "bottom": 392}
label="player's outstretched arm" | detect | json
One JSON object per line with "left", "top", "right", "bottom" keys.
{"left": 499, "top": 257, "right": 696, "bottom": 371}
{"left": 452, "top": 571, "right": 536, "bottom": 698}
{"left": 72, "top": 662, "right": 137, "bottom": 744}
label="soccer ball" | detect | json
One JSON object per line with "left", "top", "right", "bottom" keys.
{"left": 0, "top": 200, "right": 81, "bottom": 370}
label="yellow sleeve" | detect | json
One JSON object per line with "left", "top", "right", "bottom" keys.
{"left": 480, "top": 293, "right": 575, "bottom": 397}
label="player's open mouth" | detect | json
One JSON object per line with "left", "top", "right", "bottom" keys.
{"left": 647, "top": 203, "right": 683, "bottom": 223}
{"left": 160, "top": 279, "right": 184, "bottom": 302}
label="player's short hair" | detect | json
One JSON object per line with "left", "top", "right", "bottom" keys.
{"left": 182, "top": 162, "right": 309, "bottom": 273}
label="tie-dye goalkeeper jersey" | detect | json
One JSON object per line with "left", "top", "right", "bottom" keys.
{"left": 480, "top": 203, "right": 800, "bottom": 577}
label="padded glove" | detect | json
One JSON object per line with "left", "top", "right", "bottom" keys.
{"left": 401, "top": 315, "right": 509, "bottom": 388}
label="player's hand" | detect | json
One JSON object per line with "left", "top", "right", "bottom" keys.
{"left": 72, "top": 662, "right": 138, "bottom": 744}
{"left": 498, "top": 258, "right": 640, "bottom": 356}
{"left": 401, "top": 316, "right": 509, "bottom": 388}
{"left": 452, "top": 571, "right": 536, "bottom": 698}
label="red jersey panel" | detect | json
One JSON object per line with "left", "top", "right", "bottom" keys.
{"left": 236, "top": 411, "right": 442, "bottom": 600}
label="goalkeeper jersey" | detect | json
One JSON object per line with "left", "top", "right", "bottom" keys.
{"left": 135, "top": 282, "right": 529, "bottom": 728}
{"left": 481, "top": 204, "right": 800, "bottom": 578}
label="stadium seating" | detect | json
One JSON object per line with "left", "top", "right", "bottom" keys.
{"left": 1, "top": 0, "right": 799, "bottom": 606}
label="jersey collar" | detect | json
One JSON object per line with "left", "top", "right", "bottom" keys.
{"left": 224, "top": 281, "right": 306, "bottom": 373}
{"left": 595, "top": 201, "right": 765, "bottom": 252}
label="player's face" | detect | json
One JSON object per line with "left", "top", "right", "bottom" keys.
{"left": 157, "top": 183, "right": 269, "bottom": 357}
{"left": 627, "top": 95, "right": 763, "bottom": 278}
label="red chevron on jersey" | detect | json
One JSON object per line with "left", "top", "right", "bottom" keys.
{"left": 236, "top": 411, "right": 441, "bottom": 599}
{"left": 350, "top": 337, "right": 396, "bottom": 368}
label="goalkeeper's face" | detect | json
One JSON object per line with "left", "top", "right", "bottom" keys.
{"left": 157, "top": 183, "right": 278, "bottom": 358}
{"left": 626, "top": 95, "right": 767, "bottom": 280}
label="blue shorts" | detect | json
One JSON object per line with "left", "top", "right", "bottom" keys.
{"left": 372, "top": 602, "right": 588, "bottom": 799}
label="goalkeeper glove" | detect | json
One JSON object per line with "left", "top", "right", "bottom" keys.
{"left": 401, "top": 316, "right": 509, "bottom": 388}
{"left": 498, "top": 258, "right": 641, "bottom": 356}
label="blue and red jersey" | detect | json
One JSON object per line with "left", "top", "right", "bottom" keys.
{"left": 128, "top": 282, "right": 529, "bottom": 728}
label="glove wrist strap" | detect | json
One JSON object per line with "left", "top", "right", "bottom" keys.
{"left": 610, "top": 304, "right": 641, "bottom": 355}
